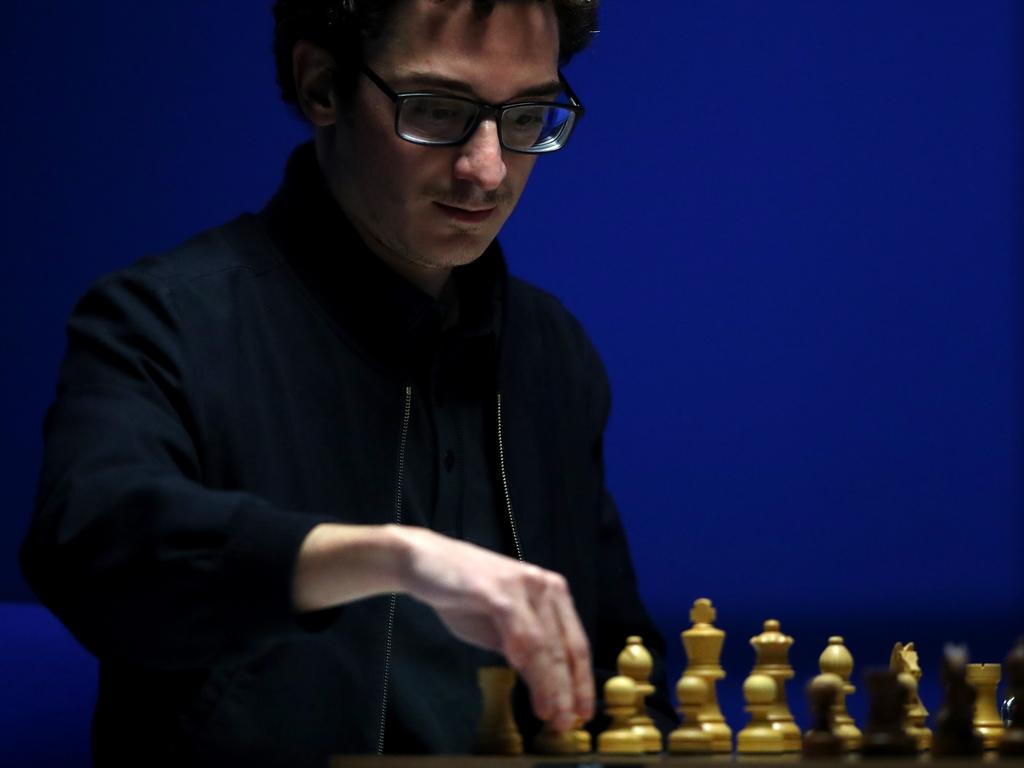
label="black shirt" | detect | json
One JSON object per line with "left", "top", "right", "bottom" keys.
{"left": 22, "top": 143, "right": 675, "bottom": 766}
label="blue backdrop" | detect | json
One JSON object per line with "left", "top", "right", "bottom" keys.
{"left": 2, "top": 1, "right": 1021, "bottom": 763}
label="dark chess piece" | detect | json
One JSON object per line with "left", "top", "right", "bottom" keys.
{"left": 1000, "top": 637, "right": 1024, "bottom": 757}
{"left": 803, "top": 673, "right": 844, "bottom": 758}
{"left": 933, "top": 645, "right": 984, "bottom": 757}
{"left": 861, "top": 668, "right": 917, "bottom": 757}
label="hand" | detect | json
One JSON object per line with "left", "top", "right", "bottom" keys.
{"left": 392, "top": 526, "right": 595, "bottom": 733}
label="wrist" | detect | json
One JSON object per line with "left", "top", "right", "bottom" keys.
{"left": 292, "top": 523, "right": 411, "bottom": 612}
{"left": 381, "top": 523, "right": 418, "bottom": 594}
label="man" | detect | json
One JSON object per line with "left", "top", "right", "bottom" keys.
{"left": 21, "top": 0, "right": 674, "bottom": 764}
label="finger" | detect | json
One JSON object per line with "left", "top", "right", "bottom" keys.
{"left": 493, "top": 583, "right": 561, "bottom": 724}
{"left": 496, "top": 607, "right": 550, "bottom": 719}
{"left": 530, "top": 585, "right": 575, "bottom": 732}
{"left": 547, "top": 576, "right": 594, "bottom": 722}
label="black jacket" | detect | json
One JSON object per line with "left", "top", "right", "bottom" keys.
{"left": 21, "top": 144, "right": 674, "bottom": 766}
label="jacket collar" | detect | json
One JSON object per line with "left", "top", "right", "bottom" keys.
{"left": 260, "top": 143, "right": 505, "bottom": 377}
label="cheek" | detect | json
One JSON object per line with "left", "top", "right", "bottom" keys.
{"left": 354, "top": 139, "right": 422, "bottom": 211}
{"left": 503, "top": 155, "right": 539, "bottom": 198}
{"left": 343, "top": 100, "right": 419, "bottom": 199}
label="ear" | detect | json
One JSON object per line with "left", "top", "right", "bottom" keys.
{"left": 293, "top": 40, "right": 338, "bottom": 126}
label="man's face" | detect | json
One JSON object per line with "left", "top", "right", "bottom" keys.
{"left": 322, "top": 0, "right": 562, "bottom": 281}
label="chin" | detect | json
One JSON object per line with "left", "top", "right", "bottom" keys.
{"left": 429, "top": 229, "right": 496, "bottom": 264}
{"left": 452, "top": 236, "right": 497, "bottom": 265}
{"left": 425, "top": 247, "right": 487, "bottom": 270}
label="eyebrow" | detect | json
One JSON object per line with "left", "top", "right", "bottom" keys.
{"left": 392, "top": 71, "right": 562, "bottom": 101}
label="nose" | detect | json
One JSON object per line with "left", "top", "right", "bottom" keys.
{"left": 452, "top": 118, "right": 507, "bottom": 192}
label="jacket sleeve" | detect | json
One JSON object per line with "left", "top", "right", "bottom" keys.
{"left": 585, "top": 341, "right": 679, "bottom": 732}
{"left": 20, "top": 268, "right": 336, "bottom": 670}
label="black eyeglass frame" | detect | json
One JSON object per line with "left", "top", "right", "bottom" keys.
{"left": 359, "top": 65, "right": 585, "bottom": 154}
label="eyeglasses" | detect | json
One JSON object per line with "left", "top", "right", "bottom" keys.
{"left": 360, "top": 65, "right": 585, "bottom": 154}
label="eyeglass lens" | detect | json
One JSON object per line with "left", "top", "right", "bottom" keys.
{"left": 397, "top": 97, "right": 576, "bottom": 152}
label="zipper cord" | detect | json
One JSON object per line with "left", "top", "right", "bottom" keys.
{"left": 496, "top": 392, "right": 524, "bottom": 562}
{"left": 376, "top": 385, "right": 413, "bottom": 755}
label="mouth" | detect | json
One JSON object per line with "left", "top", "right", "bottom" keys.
{"left": 433, "top": 202, "right": 497, "bottom": 225}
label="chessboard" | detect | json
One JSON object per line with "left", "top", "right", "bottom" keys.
{"left": 329, "top": 757, "right": 1003, "bottom": 767}
{"left": 332, "top": 599, "right": 1022, "bottom": 766}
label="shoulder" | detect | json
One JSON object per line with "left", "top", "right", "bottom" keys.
{"left": 78, "top": 214, "right": 283, "bottom": 320}
{"left": 110, "top": 214, "right": 280, "bottom": 291}
{"left": 503, "top": 274, "right": 609, "bottom": 386}
{"left": 506, "top": 275, "right": 586, "bottom": 339}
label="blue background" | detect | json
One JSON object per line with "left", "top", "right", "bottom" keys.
{"left": 2, "top": 1, "right": 1021, "bottom": 764}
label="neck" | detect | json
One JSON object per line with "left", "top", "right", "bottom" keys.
{"left": 315, "top": 140, "right": 451, "bottom": 300}
{"left": 345, "top": 214, "right": 452, "bottom": 299}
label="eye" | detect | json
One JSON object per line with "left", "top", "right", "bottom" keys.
{"left": 408, "top": 99, "right": 467, "bottom": 126}
{"left": 513, "top": 113, "right": 543, "bottom": 128}
{"left": 428, "top": 107, "right": 459, "bottom": 122}
{"left": 507, "top": 108, "right": 546, "bottom": 133}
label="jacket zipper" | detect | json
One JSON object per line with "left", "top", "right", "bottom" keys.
{"left": 376, "top": 385, "right": 412, "bottom": 755}
{"left": 496, "top": 392, "right": 524, "bottom": 562}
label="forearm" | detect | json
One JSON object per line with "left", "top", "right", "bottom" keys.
{"left": 291, "top": 523, "right": 410, "bottom": 612}
{"left": 24, "top": 463, "right": 332, "bottom": 669}
{"left": 295, "top": 522, "right": 594, "bottom": 731}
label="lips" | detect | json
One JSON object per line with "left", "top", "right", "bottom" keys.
{"left": 433, "top": 202, "right": 496, "bottom": 224}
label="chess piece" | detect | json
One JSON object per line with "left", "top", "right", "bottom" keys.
{"left": 668, "top": 674, "right": 713, "bottom": 754}
{"left": 999, "top": 637, "right": 1024, "bottom": 757}
{"left": 861, "top": 668, "right": 917, "bottom": 756}
{"left": 890, "top": 642, "right": 931, "bottom": 750}
{"left": 819, "top": 635, "right": 862, "bottom": 751}
{"left": 932, "top": 645, "right": 984, "bottom": 757}
{"left": 617, "top": 635, "right": 662, "bottom": 752}
{"left": 896, "top": 673, "right": 930, "bottom": 752}
{"left": 680, "top": 597, "right": 732, "bottom": 752}
{"left": 1003, "top": 695, "right": 1018, "bottom": 728}
{"left": 533, "top": 717, "right": 592, "bottom": 755}
{"left": 597, "top": 675, "right": 644, "bottom": 754}
{"left": 737, "top": 673, "right": 785, "bottom": 754}
{"left": 473, "top": 666, "right": 523, "bottom": 755}
{"left": 750, "top": 619, "right": 801, "bottom": 751}
{"left": 802, "top": 673, "right": 844, "bottom": 757}
{"left": 573, "top": 725, "right": 593, "bottom": 754}
{"left": 967, "top": 663, "right": 1005, "bottom": 749}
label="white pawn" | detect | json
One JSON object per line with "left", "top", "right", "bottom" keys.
{"left": 597, "top": 676, "right": 644, "bottom": 754}
{"left": 617, "top": 635, "right": 662, "bottom": 753}
{"left": 737, "top": 674, "right": 785, "bottom": 754}
{"left": 820, "top": 635, "right": 862, "bottom": 751}
{"left": 668, "top": 675, "right": 713, "bottom": 754}
{"left": 534, "top": 716, "right": 592, "bottom": 755}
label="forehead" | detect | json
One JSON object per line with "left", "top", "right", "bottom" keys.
{"left": 368, "top": 0, "right": 561, "bottom": 98}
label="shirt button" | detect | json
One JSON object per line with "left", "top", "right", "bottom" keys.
{"left": 444, "top": 449, "right": 456, "bottom": 472}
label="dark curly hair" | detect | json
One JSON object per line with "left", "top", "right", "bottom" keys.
{"left": 272, "top": 0, "right": 599, "bottom": 108}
